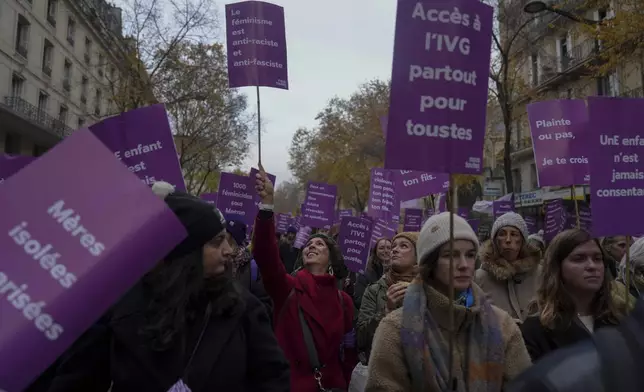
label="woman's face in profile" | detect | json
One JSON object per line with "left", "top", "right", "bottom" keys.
{"left": 203, "top": 230, "right": 233, "bottom": 276}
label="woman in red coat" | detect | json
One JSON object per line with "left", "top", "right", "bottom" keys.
{"left": 253, "top": 167, "right": 358, "bottom": 391}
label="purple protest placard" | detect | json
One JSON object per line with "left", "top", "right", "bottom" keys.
{"left": 457, "top": 207, "right": 470, "bottom": 219}
{"left": 467, "top": 218, "right": 480, "bottom": 233}
{"left": 293, "top": 226, "right": 312, "bottom": 249}
{"left": 493, "top": 200, "right": 514, "bottom": 219}
{"left": 275, "top": 213, "right": 291, "bottom": 233}
{"left": 338, "top": 209, "right": 353, "bottom": 219}
{"left": 544, "top": 199, "right": 567, "bottom": 241}
{"left": 368, "top": 168, "right": 400, "bottom": 221}
{"left": 0, "top": 155, "right": 36, "bottom": 184}
{"left": 0, "top": 130, "right": 186, "bottom": 391}
{"left": 588, "top": 97, "right": 644, "bottom": 237}
{"left": 338, "top": 217, "right": 373, "bottom": 274}
{"left": 90, "top": 104, "right": 186, "bottom": 191}
{"left": 217, "top": 172, "right": 256, "bottom": 225}
{"left": 395, "top": 170, "right": 450, "bottom": 202}
{"left": 524, "top": 215, "right": 538, "bottom": 234}
{"left": 201, "top": 192, "right": 218, "bottom": 205}
{"left": 370, "top": 218, "right": 397, "bottom": 247}
{"left": 385, "top": 0, "right": 493, "bottom": 174}
{"left": 403, "top": 208, "right": 423, "bottom": 232}
{"left": 301, "top": 182, "right": 336, "bottom": 228}
{"left": 527, "top": 99, "right": 590, "bottom": 186}
{"left": 225, "top": 1, "right": 288, "bottom": 89}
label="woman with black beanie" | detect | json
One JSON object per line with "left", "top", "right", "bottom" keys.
{"left": 36, "top": 182, "right": 289, "bottom": 392}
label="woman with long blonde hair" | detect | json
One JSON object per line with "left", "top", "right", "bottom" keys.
{"left": 520, "top": 229, "right": 629, "bottom": 361}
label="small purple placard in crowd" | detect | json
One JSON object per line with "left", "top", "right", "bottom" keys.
{"left": 338, "top": 217, "right": 373, "bottom": 274}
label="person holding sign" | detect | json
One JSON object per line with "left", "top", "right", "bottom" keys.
{"left": 476, "top": 212, "right": 542, "bottom": 322}
{"left": 365, "top": 213, "right": 531, "bottom": 391}
{"left": 41, "top": 182, "right": 290, "bottom": 392}
{"left": 253, "top": 167, "right": 358, "bottom": 392}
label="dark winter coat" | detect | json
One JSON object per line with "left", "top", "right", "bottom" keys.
{"left": 520, "top": 314, "right": 616, "bottom": 362}
{"left": 279, "top": 242, "right": 299, "bottom": 274}
{"left": 236, "top": 256, "right": 274, "bottom": 325}
{"left": 253, "top": 211, "right": 358, "bottom": 392}
{"left": 40, "top": 281, "right": 289, "bottom": 392}
{"left": 353, "top": 263, "right": 384, "bottom": 311}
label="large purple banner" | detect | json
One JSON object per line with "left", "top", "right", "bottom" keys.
{"left": 90, "top": 104, "right": 186, "bottom": 191}
{"left": 0, "top": 131, "right": 186, "bottom": 391}
{"left": 395, "top": 170, "right": 450, "bottom": 201}
{"left": 368, "top": 168, "right": 400, "bottom": 221}
{"left": 0, "top": 155, "right": 36, "bottom": 184}
{"left": 225, "top": 1, "right": 288, "bottom": 89}
{"left": 385, "top": 0, "right": 493, "bottom": 174}
{"left": 338, "top": 217, "right": 373, "bottom": 274}
{"left": 527, "top": 99, "right": 590, "bottom": 187}
{"left": 588, "top": 97, "right": 644, "bottom": 236}
{"left": 301, "top": 182, "right": 336, "bottom": 228}
{"left": 217, "top": 173, "right": 256, "bottom": 225}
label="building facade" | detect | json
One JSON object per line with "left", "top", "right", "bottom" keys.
{"left": 493, "top": 0, "right": 644, "bottom": 201}
{"left": 0, "top": 0, "right": 126, "bottom": 156}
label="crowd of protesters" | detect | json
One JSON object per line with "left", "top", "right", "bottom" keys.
{"left": 25, "top": 167, "right": 642, "bottom": 392}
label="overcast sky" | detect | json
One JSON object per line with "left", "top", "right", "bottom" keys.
{"left": 115, "top": 0, "right": 396, "bottom": 185}
{"left": 224, "top": 0, "right": 396, "bottom": 185}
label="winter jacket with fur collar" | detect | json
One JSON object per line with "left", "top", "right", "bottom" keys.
{"left": 475, "top": 240, "right": 542, "bottom": 322}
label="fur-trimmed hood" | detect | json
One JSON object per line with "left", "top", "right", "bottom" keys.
{"left": 478, "top": 240, "right": 541, "bottom": 281}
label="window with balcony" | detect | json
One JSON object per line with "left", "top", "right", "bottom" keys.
{"left": 558, "top": 34, "right": 571, "bottom": 71}
{"left": 47, "top": 0, "right": 57, "bottom": 26}
{"left": 97, "top": 53, "right": 104, "bottom": 77}
{"left": 15, "top": 15, "right": 30, "bottom": 59}
{"left": 59, "top": 105, "right": 68, "bottom": 125}
{"left": 4, "top": 133, "right": 22, "bottom": 155}
{"left": 95, "top": 89, "right": 102, "bottom": 116}
{"left": 530, "top": 52, "right": 539, "bottom": 86}
{"left": 11, "top": 74, "right": 24, "bottom": 98}
{"left": 38, "top": 91, "right": 49, "bottom": 113}
{"left": 78, "top": 117, "right": 85, "bottom": 128}
{"left": 80, "top": 76, "right": 88, "bottom": 104}
{"left": 67, "top": 17, "right": 76, "bottom": 46}
{"left": 599, "top": 70, "right": 620, "bottom": 96}
{"left": 42, "top": 39, "right": 53, "bottom": 76}
{"left": 84, "top": 37, "right": 92, "bottom": 65}
{"left": 63, "top": 59, "right": 72, "bottom": 91}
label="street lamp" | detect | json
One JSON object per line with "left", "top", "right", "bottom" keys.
{"left": 523, "top": 0, "right": 600, "bottom": 26}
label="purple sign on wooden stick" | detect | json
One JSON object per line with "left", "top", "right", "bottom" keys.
{"left": 385, "top": 0, "right": 494, "bottom": 174}
{"left": 301, "top": 182, "right": 336, "bottom": 228}
{"left": 217, "top": 173, "right": 256, "bottom": 225}
{"left": 0, "top": 130, "right": 186, "bottom": 391}
{"left": 368, "top": 168, "right": 400, "bottom": 221}
{"left": 225, "top": 1, "right": 288, "bottom": 89}
{"left": 338, "top": 217, "right": 373, "bottom": 274}
{"left": 90, "top": 104, "right": 186, "bottom": 191}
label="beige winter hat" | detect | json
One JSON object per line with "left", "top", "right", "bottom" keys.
{"left": 416, "top": 212, "right": 479, "bottom": 264}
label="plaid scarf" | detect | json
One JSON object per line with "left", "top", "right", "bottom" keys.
{"left": 400, "top": 278, "right": 505, "bottom": 392}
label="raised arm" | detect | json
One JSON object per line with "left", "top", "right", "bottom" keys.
{"left": 252, "top": 166, "right": 296, "bottom": 315}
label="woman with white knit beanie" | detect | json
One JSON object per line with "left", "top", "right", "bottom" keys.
{"left": 475, "top": 212, "right": 541, "bottom": 322}
{"left": 365, "top": 212, "right": 531, "bottom": 392}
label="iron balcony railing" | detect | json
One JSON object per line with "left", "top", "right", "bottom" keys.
{"left": 532, "top": 39, "right": 598, "bottom": 87}
{"left": 3, "top": 96, "right": 73, "bottom": 139}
